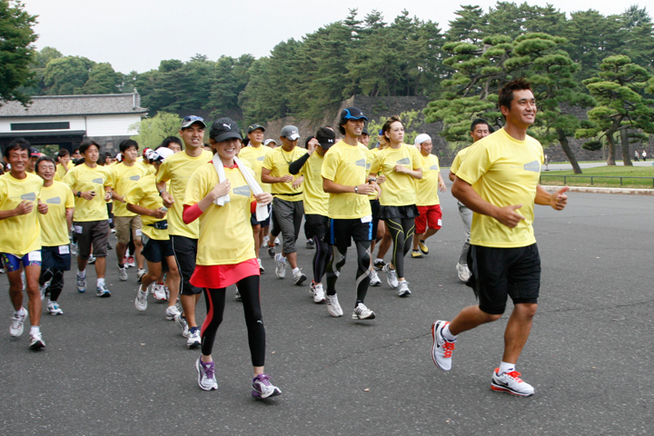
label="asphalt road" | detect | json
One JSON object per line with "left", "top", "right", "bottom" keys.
{"left": 2, "top": 176, "right": 653, "bottom": 436}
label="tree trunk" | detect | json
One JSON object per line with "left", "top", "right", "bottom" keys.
{"left": 606, "top": 132, "right": 617, "bottom": 166}
{"left": 556, "top": 128, "right": 582, "bottom": 174}
{"left": 620, "top": 128, "right": 633, "bottom": 166}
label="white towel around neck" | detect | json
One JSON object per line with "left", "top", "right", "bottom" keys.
{"left": 212, "top": 155, "right": 269, "bottom": 221}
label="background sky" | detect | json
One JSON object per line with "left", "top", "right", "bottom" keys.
{"left": 22, "top": 0, "right": 637, "bottom": 74}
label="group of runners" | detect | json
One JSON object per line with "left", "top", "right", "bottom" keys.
{"left": 2, "top": 79, "right": 569, "bottom": 399}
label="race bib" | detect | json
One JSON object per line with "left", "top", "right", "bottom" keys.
{"left": 74, "top": 225, "right": 83, "bottom": 234}
{"left": 59, "top": 245, "right": 70, "bottom": 254}
{"left": 361, "top": 215, "right": 372, "bottom": 223}
{"left": 28, "top": 251, "right": 42, "bottom": 262}
{"left": 135, "top": 229, "right": 142, "bottom": 237}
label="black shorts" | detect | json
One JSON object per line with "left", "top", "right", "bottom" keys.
{"left": 250, "top": 203, "right": 272, "bottom": 227}
{"left": 378, "top": 204, "right": 419, "bottom": 220}
{"left": 305, "top": 214, "right": 329, "bottom": 240}
{"left": 41, "top": 246, "right": 72, "bottom": 271}
{"left": 469, "top": 243, "right": 541, "bottom": 315}
{"left": 171, "top": 235, "right": 201, "bottom": 295}
{"left": 328, "top": 218, "right": 372, "bottom": 248}
{"left": 141, "top": 235, "right": 174, "bottom": 263}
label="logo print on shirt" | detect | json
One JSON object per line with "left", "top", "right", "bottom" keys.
{"left": 21, "top": 192, "right": 36, "bottom": 201}
{"left": 46, "top": 197, "right": 62, "bottom": 204}
{"left": 129, "top": 175, "right": 140, "bottom": 181}
{"left": 233, "top": 185, "right": 251, "bottom": 197}
{"left": 524, "top": 161, "right": 540, "bottom": 172}
{"left": 92, "top": 178, "right": 103, "bottom": 184}
{"left": 355, "top": 159, "right": 366, "bottom": 167}
{"left": 396, "top": 157, "right": 411, "bottom": 165}
{"left": 430, "top": 165, "right": 439, "bottom": 170}
{"left": 257, "top": 156, "right": 265, "bottom": 161}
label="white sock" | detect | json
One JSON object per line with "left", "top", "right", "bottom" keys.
{"left": 97, "top": 278, "right": 105, "bottom": 287}
{"left": 498, "top": 361, "right": 515, "bottom": 375}
{"left": 292, "top": 267, "right": 299, "bottom": 274}
{"left": 442, "top": 324, "right": 457, "bottom": 342}
{"left": 15, "top": 307, "right": 26, "bottom": 316}
{"left": 375, "top": 258, "right": 383, "bottom": 263}
{"left": 77, "top": 269, "right": 86, "bottom": 278}
{"left": 30, "top": 325, "right": 40, "bottom": 334}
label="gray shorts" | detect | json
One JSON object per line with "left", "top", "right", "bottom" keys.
{"left": 271, "top": 197, "right": 304, "bottom": 255}
{"left": 73, "top": 220, "right": 110, "bottom": 260}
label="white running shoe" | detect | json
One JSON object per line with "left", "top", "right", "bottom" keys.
{"left": 196, "top": 358, "right": 218, "bottom": 391}
{"left": 431, "top": 320, "right": 455, "bottom": 371}
{"left": 9, "top": 308, "right": 27, "bottom": 337}
{"left": 352, "top": 302, "right": 376, "bottom": 320}
{"left": 76, "top": 275, "right": 86, "bottom": 293}
{"left": 135, "top": 285, "right": 148, "bottom": 311}
{"left": 118, "top": 265, "right": 128, "bottom": 281}
{"left": 382, "top": 264, "right": 399, "bottom": 288}
{"left": 137, "top": 268, "right": 147, "bottom": 283}
{"left": 491, "top": 368, "right": 535, "bottom": 397}
{"left": 235, "top": 286, "right": 242, "bottom": 301}
{"left": 39, "top": 282, "right": 50, "bottom": 301}
{"left": 165, "top": 305, "right": 180, "bottom": 320}
{"left": 292, "top": 268, "right": 307, "bottom": 285}
{"left": 47, "top": 301, "right": 64, "bottom": 315}
{"left": 258, "top": 258, "right": 265, "bottom": 273}
{"left": 326, "top": 294, "right": 343, "bottom": 317}
{"left": 187, "top": 327, "right": 201, "bottom": 349}
{"left": 274, "top": 254, "right": 287, "bottom": 279}
{"left": 96, "top": 284, "right": 111, "bottom": 298}
{"left": 456, "top": 263, "right": 472, "bottom": 282}
{"left": 174, "top": 313, "right": 189, "bottom": 338}
{"left": 369, "top": 269, "right": 382, "bottom": 287}
{"left": 398, "top": 281, "right": 411, "bottom": 297}
{"left": 29, "top": 330, "right": 46, "bottom": 350}
{"left": 274, "top": 237, "right": 280, "bottom": 246}
{"left": 153, "top": 283, "right": 167, "bottom": 301}
{"left": 311, "top": 282, "right": 326, "bottom": 304}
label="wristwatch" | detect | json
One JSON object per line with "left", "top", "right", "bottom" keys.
{"left": 77, "top": 191, "right": 81, "bottom": 197}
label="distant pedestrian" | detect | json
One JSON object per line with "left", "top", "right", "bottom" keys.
{"left": 642, "top": 150, "right": 647, "bottom": 161}
{"left": 634, "top": 151, "right": 640, "bottom": 162}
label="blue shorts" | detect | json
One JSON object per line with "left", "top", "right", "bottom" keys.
{"left": 1, "top": 251, "right": 42, "bottom": 272}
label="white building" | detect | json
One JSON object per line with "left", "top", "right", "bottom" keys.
{"left": 0, "top": 92, "right": 148, "bottom": 152}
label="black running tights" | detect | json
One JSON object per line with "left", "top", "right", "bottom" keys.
{"left": 40, "top": 267, "right": 64, "bottom": 302}
{"left": 312, "top": 235, "right": 331, "bottom": 283}
{"left": 325, "top": 240, "right": 371, "bottom": 303}
{"left": 385, "top": 218, "right": 415, "bottom": 278}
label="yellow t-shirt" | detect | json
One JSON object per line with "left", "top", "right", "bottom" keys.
{"left": 39, "top": 181, "right": 74, "bottom": 247}
{"left": 369, "top": 143, "right": 422, "bottom": 206}
{"left": 62, "top": 164, "right": 112, "bottom": 222}
{"left": 156, "top": 150, "right": 212, "bottom": 239}
{"left": 125, "top": 174, "right": 168, "bottom": 240}
{"left": 54, "top": 161, "right": 74, "bottom": 182}
{"left": 300, "top": 152, "right": 329, "bottom": 216}
{"left": 450, "top": 145, "right": 475, "bottom": 175}
{"left": 238, "top": 145, "right": 272, "bottom": 193}
{"left": 456, "top": 128, "right": 544, "bottom": 248}
{"left": 262, "top": 146, "right": 307, "bottom": 202}
{"left": 184, "top": 163, "right": 255, "bottom": 266}
{"left": 0, "top": 172, "right": 43, "bottom": 256}
{"left": 111, "top": 162, "right": 148, "bottom": 217}
{"left": 138, "top": 159, "right": 156, "bottom": 176}
{"left": 416, "top": 153, "right": 441, "bottom": 206}
{"left": 321, "top": 140, "right": 371, "bottom": 219}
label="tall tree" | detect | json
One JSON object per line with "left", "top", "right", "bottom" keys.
{"left": 0, "top": 0, "right": 37, "bottom": 105}
{"left": 130, "top": 111, "right": 181, "bottom": 150}
{"left": 42, "top": 56, "right": 95, "bottom": 95}
{"left": 81, "top": 62, "right": 120, "bottom": 94}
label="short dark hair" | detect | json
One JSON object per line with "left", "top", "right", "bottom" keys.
{"left": 470, "top": 118, "right": 493, "bottom": 132}
{"left": 119, "top": 139, "right": 139, "bottom": 153}
{"left": 160, "top": 136, "right": 182, "bottom": 149}
{"left": 79, "top": 140, "right": 101, "bottom": 155}
{"left": 498, "top": 78, "right": 532, "bottom": 112}
{"left": 56, "top": 148, "right": 70, "bottom": 159}
{"left": 35, "top": 156, "right": 56, "bottom": 174}
{"left": 4, "top": 138, "right": 31, "bottom": 159}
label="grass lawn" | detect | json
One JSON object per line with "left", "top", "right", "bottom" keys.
{"left": 540, "top": 165, "right": 654, "bottom": 189}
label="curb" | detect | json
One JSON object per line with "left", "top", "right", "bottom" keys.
{"left": 541, "top": 186, "right": 654, "bottom": 196}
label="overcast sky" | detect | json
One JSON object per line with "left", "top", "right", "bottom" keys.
{"left": 22, "top": 0, "right": 638, "bottom": 74}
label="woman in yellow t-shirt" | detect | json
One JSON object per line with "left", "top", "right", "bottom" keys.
{"left": 182, "top": 117, "right": 281, "bottom": 400}
{"left": 369, "top": 115, "right": 423, "bottom": 297}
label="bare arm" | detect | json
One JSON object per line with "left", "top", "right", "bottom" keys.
{"left": 0, "top": 200, "right": 33, "bottom": 220}
{"left": 535, "top": 185, "right": 569, "bottom": 210}
{"left": 451, "top": 176, "right": 525, "bottom": 228}
{"left": 323, "top": 177, "right": 375, "bottom": 195}
{"left": 261, "top": 167, "right": 293, "bottom": 184}
{"left": 448, "top": 170, "right": 456, "bottom": 182}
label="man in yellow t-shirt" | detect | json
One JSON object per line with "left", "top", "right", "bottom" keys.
{"left": 448, "top": 119, "right": 493, "bottom": 282}
{"left": 0, "top": 139, "right": 47, "bottom": 349}
{"left": 322, "top": 107, "right": 380, "bottom": 320}
{"left": 156, "top": 115, "right": 212, "bottom": 349}
{"left": 238, "top": 124, "right": 272, "bottom": 274}
{"left": 54, "top": 148, "right": 73, "bottom": 181}
{"left": 261, "top": 125, "right": 307, "bottom": 285}
{"left": 36, "top": 156, "right": 74, "bottom": 316}
{"left": 62, "top": 140, "right": 113, "bottom": 298}
{"left": 432, "top": 79, "right": 569, "bottom": 397}
{"left": 410, "top": 134, "right": 447, "bottom": 258}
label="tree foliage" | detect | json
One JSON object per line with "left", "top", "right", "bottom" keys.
{"left": 0, "top": 0, "right": 37, "bottom": 105}
{"left": 129, "top": 112, "right": 181, "bottom": 150}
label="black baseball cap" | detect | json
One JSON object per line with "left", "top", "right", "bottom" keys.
{"left": 316, "top": 128, "right": 336, "bottom": 150}
{"left": 209, "top": 118, "right": 242, "bottom": 142}
{"left": 339, "top": 107, "right": 368, "bottom": 124}
{"left": 247, "top": 124, "right": 265, "bottom": 134}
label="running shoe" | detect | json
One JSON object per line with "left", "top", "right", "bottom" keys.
{"left": 352, "top": 302, "right": 376, "bottom": 320}
{"left": 187, "top": 327, "right": 201, "bottom": 349}
{"left": 262, "top": 235, "right": 270, "bottom": 248}
{"left": 76, "top": 274, "right": 86, "bottom": 293}
{"left": 39, "top": 283, "right": 48, "bottom": 301}
{"left": 456, "top": 263, "right": 472, "bottom": 283}
{"left": 311, "top": 282, "right": 326, "bottom": 304}
{"left": 398, "top": 281, "right": 411, "bottom": 297}
{"left": 235, "top": 286, "right": 242, "bottom": 301}
{"left": 326, "top": 294, "right": 343, "bottom": 317}
{"left": 165, "top": 305, "right": 180, "bottom": 320}
{"left": 118, "top": 265, "right": 128, "bottom": 281}
{"left": 431, "top": 320, "right": 455, "bottom": 371}
{"left": 369, "top": 269, "right": 382, "bottom": 287}
{"left": 153, "top": 283, "right": 167, "bottom": 301}
{"left": 411, "top": 250, "right": 423, "bottom": 258}
{"left": 137, "top": 268, "right": 147, "bottom": 283}
{"left": 373, "top": 259, "right": 386, "bottom": 270}
{"left": 419, "top": 240, "right": 429, "bottom": 255}
{"left": 29, "top": 330, "right": 46, "bottom": 350}
{"left": 196, "top": 358, "right": 218, "bottom": 391}
{"left": 292, "top": 268, "right": 306, "bottom": 285}
{"left": 274, "top": 237, "right": 280, "bottom": 246}
{"left": 47, "top": 301, "right": 64, "bottom": 315}
{"left": 164, "top": 286, "right": 170, "bottom": 301}
{"left": 382, "top": 264, "right": 399, "bottom": 289}
{"left": 87, "top": 255, "right": 96, "bottom": 264}
{"left": 258, "top": 258, "right": 265, "bottom": 273}
{"left": 96, "top": 284, "right": 111, "bottom": 298}
{"left": 135, "top": 285, "right": 148, "bottom": 311}
{"left": 127, "top": 256, "right": 136, "bottom": 268}
{"left": 306, "top": 239, "right": 315, "bottom": 249}
{"left": 9, "top": 308, "right": 27, "bottom": 337}
{"left": 491, "top": 368, "right": 535, "bottom": 397}
{"left": 267, "top": 244, "right": 276, "bottom": 258}
{"left": 70, "top": 242, "right": 77, "bottom": 255}
{"left": 252, "top": 373, "right": 281, "bottom": 399}
{"left": 174, "top": 313, "right": 189, "bottom": 338}
{"left": 274, "top": 253, "right": 286, "bottom": 279}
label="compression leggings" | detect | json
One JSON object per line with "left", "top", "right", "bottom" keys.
{"left": 312, "top": 235, "right": 332, "bottom": 283}
{"left": 325, "top": 240, "right": 371, "bottom": 304}
{"left": 200, "top": 275, "right": 266, "bottom": 367}
{"left": 40, "top": 268, "right": 64, "bottom": 302}
{"left": 385, "top": 218, "right": 415, "bottom": 279}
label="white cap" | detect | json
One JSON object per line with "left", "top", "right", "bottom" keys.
{"left": 414, "top": 134, "right": 432, "bottom": 147}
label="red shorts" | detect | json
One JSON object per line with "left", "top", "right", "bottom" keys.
{"left": 190, "top": 258, "right": 259, "bottom": 289}
{"left": 416, "top": 204, "right": 442, "bottom": 234}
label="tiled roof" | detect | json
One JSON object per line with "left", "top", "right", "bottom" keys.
{"left": 0, "top": 93, "right": 148, "bottom": 117}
